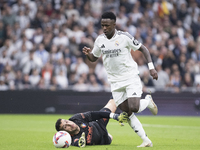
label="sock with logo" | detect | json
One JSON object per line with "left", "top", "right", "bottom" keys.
{"left": 128, "top": 113, "right": 151, "bottom": 142}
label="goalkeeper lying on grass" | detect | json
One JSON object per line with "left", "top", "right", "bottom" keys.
{"left": 55, "top": 98, "right": 129, "bottom": 147}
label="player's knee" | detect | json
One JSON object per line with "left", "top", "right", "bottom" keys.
{"left": 130, "top": 105, "right": 139, "bottom": 113}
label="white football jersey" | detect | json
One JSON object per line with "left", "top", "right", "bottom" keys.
{"left": 92, "top": 30, "right": 142, "bottom": 82}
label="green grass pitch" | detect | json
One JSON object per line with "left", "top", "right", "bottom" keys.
{"left": 0, "top": 114, "right": 200, "bottom": 150}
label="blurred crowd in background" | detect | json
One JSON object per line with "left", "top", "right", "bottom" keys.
{"left": 0, "top": 0, "right": 200, "bottom": 93}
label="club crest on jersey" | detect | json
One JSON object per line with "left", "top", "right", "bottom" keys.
{"left": 81, "top": 123, "right": 86, "bottom": 128}
{"left": 115, "top": 41, "right": 119, "bottom": 46}
{"left": 133, "top": 39, "right": 139, "bottom": 46}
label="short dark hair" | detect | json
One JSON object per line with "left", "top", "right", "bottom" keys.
{"left": 101, "top": 12, "right": 116, "bottom": 22}
{"left": 55, "top": 118, "right": 62, "bottom": 131}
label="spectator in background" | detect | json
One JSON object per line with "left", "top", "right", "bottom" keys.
{"left": 178, "top": 53, "right": 187, "bottom": 78}
{"left": 44, "top": 2, "right": 54, "bottom": 17}
{"left": 12, "top": 0, "right": 25, "bottom": 14}
{"left": 182, "top": 72, "right": 194, "bottom": 88}
{"left": 68, "top": 36, "right": 81, "bottom": 57}
{"left": 191, "top": 46, "right": 200, "bottom": 62}
{"left": 162, "top": 48, "right": 176, "bottom": 70}
{"left": 15, "top": 34, "right": 33, "bottom": 51}
{"left": 41, "top": 62, "right": 53, "bottom": 87}
{"left": 79, "top": 11, "right": 94, "bottom": 28}
{"left": 88, "top": 73, "right": 103, "bottom": 92}
{"left": 94, "top": 58, "right": 109, "bottom": 86}
{"left": 153, "top": 64, "right": 169, "bottom": 89}
{"left": 52, "top": 31, "right": 69, "bottom": 47}
{"left": 65, "top": 2, "right": 80, "bottom": 22}
{"left": 68, "top": 71, "right": 77, "bottom": 86}
{"left": 30, "top": 11, "right": 43, "bottom": 29}
{"left": 14, "top": 70, "right": 23, "bottom": 90}
{"left": 70, "top": 56, "right": 89, "bottom": 81}
{"left": 129, "top": 4, "right": 143, "bottom": 25}
{"left": 34, "top": 43, "right": 49, "bottom": 65}
{"left": 70, "top": 24, "right": 85, "bottom": 45}
{"left": 168, "top": 64, "right": 182, "bottom": 91}
{"left": 36, "top": 78, "right": 47, "bottom": 90}
{"left": 42, "top": 31, "right": 53, "bottom": 52}
{"left": 0, "top": 76, "right": 8, "bottom": 91}
{"left": 141, "top": 70, "right": 154, "bottom": 87}
{"left": 53, "top": 57, "right": 67, "bottom": 77}
{"left": 0, "top": 21, "right": 4, "bottom": 47}
{"left": 116, "top": 6, "right": 128, "bottom": 30}
{"left": 72, "top": 75, "right": 88, "bottom": 92}
{"left": 14, "top": 43, "right": 29, "bottom": 65}
{"left": 84, "top": 22, "right": 98, "bottom": 40}
{"left": 13, "top": 22, "right": 22, "bottom": 39}
{"left": 20, "top": 50, "right": 43, "bottom": 75}
{"left": 54, "top": 69, "right": 68, "bottom": 89}
{"left": 0, "top": 50, "right": 11, "bottom": 73}
{"left": 15, "top": 10, "right": 30, "bottom": 30}
{"left": 32, "top": 27, "right": 44, "bottom": 45}
{"left": 29, "top": 68, "right": 41, "bottom": 88}
{"left": 49, "top": 45, "right": 63, "bottom": 65}
{"left": 22, "top": 73, "right": 31, "bottom": 89}
{"left": 89, "top": 0, "right": 103, "bottom": 18}
{"left": 2, "top": 6, "right": 16, "bottom": 27}
{"left": 2, "top": 63, "right": 15, "bottom": 84}
{"left": 0, "top": 39, "right": 15, "bottom": 57}
{"left": 137, "top": 57, "right": 149, "bottom": 78}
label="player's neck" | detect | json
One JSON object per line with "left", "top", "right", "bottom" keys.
{"left": 106, "top": 29, "right": 116, "bottom": 39}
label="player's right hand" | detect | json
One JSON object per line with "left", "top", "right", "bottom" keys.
{"left": 78, "top": 132, "right": 86, "bottom": 148}
{"left": 82, "top": 46, "right": 91, "bottom": 55}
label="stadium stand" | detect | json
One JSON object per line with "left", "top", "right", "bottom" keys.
{"left": 0, "top": 0, "right": 200, "bottom": 93}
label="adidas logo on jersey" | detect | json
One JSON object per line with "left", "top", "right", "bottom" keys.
{"left": 132, "top": 92, "right": 137, "bottom": 95}
{"left": 101, "top": 44, "right": 105, "bottom": 48}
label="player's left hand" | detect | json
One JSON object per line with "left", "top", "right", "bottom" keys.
{"left": 78, "top": 132, "right": 86, "bottom": 148}
{"left": 150, "top": 69, "right": 158, "bottom": 80}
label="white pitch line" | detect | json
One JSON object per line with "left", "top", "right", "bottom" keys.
{"left": 108, "top": 122, "right": 200, "bottom": 129}
{"left": 142, "top": 124, "right": 200, "bottom": 129}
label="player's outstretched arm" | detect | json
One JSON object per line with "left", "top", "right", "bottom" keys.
{"left": 78, "top": 132, "right": 86, "bottom": 148}
{"left": 89, "top": 111, "right": 129, "bottom": 126}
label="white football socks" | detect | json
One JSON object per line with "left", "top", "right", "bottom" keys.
{"left": 137, "top": 99, "right": 150, "bottom": 113}
{"left": 128, "top": 113, "right": 151, "bottom": 142}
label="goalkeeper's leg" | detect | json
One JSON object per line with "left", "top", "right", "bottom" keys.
{"left": 103, "top": 98, "right": 117, "bottom": 113}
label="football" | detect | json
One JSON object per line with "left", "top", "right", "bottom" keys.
{"left": 53, "top": 131, "right": 72, "bottom": 148}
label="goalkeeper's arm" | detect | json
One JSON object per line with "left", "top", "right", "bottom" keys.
{"left": 90, "top": 111, "right": 129, "bottom": 123}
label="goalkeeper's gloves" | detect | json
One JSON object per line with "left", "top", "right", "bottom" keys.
{"left": 78, "top": 132, "right": 86, "bottom": 148}
{"left": 113, "top": 112, "right": 129, "bottom": 126}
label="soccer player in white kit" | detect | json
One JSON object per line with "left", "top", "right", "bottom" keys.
{"left": 83, "top": 12, "right": 158, "bottom": 147}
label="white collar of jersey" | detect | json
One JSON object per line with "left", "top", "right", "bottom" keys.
{"left": 103, "top": 29, "right": 117, "bottom": 40}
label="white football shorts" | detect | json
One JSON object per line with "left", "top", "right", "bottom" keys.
{"left": 111, "top": 75, "right": 143, "bottom": 106}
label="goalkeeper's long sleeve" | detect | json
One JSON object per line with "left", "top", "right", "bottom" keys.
{"left": 90, "top": 111, "right": 119, "bottom": 121}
